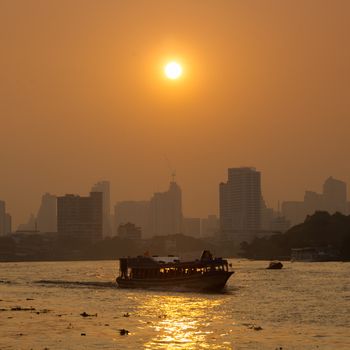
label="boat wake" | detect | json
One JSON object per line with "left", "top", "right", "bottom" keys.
{"left": 35, "top": 280, "right": 117, "bottom": 289}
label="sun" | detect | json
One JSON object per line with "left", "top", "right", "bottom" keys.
{"left": 164, "top": 61, "right": 183, "bottom": 80}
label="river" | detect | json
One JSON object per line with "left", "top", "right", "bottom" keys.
{"left": 0, "top": 259, "right": 349, "bottom": 349}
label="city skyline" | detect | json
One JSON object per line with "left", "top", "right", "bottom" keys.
{"left": 3, "top": 166, "right": 350, "bottom": 229}
{"left": 1, "top": 1, "right": 350, "bottom": 228}
{"left": 2, "top": 171, "right": 350, "bottom": 237}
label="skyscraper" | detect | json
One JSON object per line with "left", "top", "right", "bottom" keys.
{"left": 304, "top": 191, "right": 323, "bottom": 215}
{"left": 91, "top": 181, "right": 111, "bottom": 237}
{"left": 57, "top": 192, "right": 103, "bottom": 242}
{"left": 5, "top": 213, "right": 12, "bottom": 235}
{"left": 323, "top": 176, "right": 347, "bottom": 214}
{"left": 0, "top": 201, "right": 12, "bottom": 235}
{"left": 36, "top": 193, "right": 57, "bottom": 232}
{"left": 150, "top": 181, "right": 183, "bottom": 236}
{"left": 219, "top": 167, "right": 262, "bottom": 234}
{"left": 0, "top": 200, "right": 6, "bottom": 236}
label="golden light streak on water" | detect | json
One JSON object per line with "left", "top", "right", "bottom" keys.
{"left": 141, "top": 296, "right": 226, "bottom": 349}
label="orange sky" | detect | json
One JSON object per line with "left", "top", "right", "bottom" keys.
{"left": 1, "top": 1, "right": 350, "bottom": 226}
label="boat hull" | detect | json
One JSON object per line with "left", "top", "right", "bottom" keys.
{"left": 116, "top": 271, "right": 234, "bottom": 292}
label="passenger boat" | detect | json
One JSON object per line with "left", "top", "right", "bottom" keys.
{"left": 116, "top": 250, "right": 234, "bottom": 292}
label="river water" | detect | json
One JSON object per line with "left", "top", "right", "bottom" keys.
{"left": 0, "top": 259, "right": 349, "bottom": 349}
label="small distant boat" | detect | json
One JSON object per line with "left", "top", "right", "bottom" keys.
{"left": 267, "top": 261, "right": 283, "bottom": 269}
{"left": 116, "top": 250, "right": 234, "bottom": 292}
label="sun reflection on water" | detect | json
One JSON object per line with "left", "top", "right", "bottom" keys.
{"left": 140, "top": 295, "right": 231, "bottom": 350}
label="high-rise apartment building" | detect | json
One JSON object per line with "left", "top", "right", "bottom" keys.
{"left": 0, "top": 200, "right": 6, "bottom": 236}
{"left": 5, "top": 213, "right": 12, "bottom": 234}
{"left": 304, "top": 191, "right": 323, "bottom": 215}
{"left": 323, "top": 176, "right": 347, "bottom": 214}
{"left": 0, "top": 201, "right": 12, "bottom": 235}
{"left": 36, "top": 193, "right": 57, "bottom": 232}
{"left": 150, "top": 181, "right": 183, "bottom": 236}
{"left": 91, "top": 181, "right": 111, "bottom": 237}
{"left": 219, "top": 167, "right": 262, "bottom": 233}
{"left": 57, "top": 192, "right": 103, "bottom": 242}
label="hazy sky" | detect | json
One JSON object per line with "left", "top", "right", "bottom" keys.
{"left": 1, "top": 1, "right": 350, "bottom": 226}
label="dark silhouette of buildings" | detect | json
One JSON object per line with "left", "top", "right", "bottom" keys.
{"left": 0, "top": 200, "right": 6, "bottom": 235}
{"left": 117, "top": 222, "right": 142, "bottom": 240}
{"left": 150, "top": 181, "right": 183, "bottom": 236}
{"left": 0, "top": 200, "right": 12, "bottom": 235}
{"left": 57, "top": 192, "right": 103, "bottom": 243}
{"left": 261, "top": 198, "right": 290, "bottom": 233}
{"left": 323, "top": 176, "right": 347, "bottom": 214}
{"left": 114, "top": 180, "right": 183, "bottom": 238}
{"left": 36, "top": 193, "right": 57, "bottom": 232}
{"left": 5, "top": 213, "right": 11, "bottom": 235}
{"left": 91, "top": 181, "right": 111, "bottom": 237}
{"left": 220, "top": 167, "right": 262, "bottom": 240}
{"left": 282, "top": 176, "right": 348, "bottom": 226}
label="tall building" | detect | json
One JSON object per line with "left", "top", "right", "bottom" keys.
{"left": 150, "top": 181, "right": 183, "bottom": 236}
{"left": 0, "top": 201, "right": 12, "bottom": 235}
{"left": 304, "top": 191, "right": 323, "bottom": 215}
{"left": 114, "top": 200, "right": 151, "bottom": 238}
{"left": 57, "top": 192, "right": 103, "bottom": 242}
{"left": 260, "top": 198, "right": 274, "bottom": 231}
{"left": 5, "top": 213, "right": 12, "bottom": 234}
{"left": 323, "top": 176, "right": 347, "bottom": 214}
{"left": 219, "top": 167, "right": 262, "bottom": 234}
{"left": 91, "top": 181, "right": 111, "bottom": 237}
{"left": 36, "top": 193, "right": 57, "bottom": 232}
{"left": 0, "top": 200, "right": 6, "bottom": 236}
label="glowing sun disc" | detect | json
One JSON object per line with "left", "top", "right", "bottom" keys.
{"left": 164, "top": 61, "right": 182, "bottom": 80}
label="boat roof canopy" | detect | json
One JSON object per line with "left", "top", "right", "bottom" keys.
{"left": 119, "top": 250, "right": 227, "bottom": 269}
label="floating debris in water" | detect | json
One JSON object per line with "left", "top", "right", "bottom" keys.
{"left": 242, "top": 323, "right": 263, "bottom": 331}
{"left": 123, "top": 312, "right": 130, "bottom": 317}
{"left": 11, "top": 306, "right": 36, "bottom": 311}
{"left": 80, "top": 312, "right": 97, "bottom": 317}
{"left": 119, "top": 329, "right": 129, "bottom": 335}
{"left": 81, "top": 333, "right": 86, "bottom": 336}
